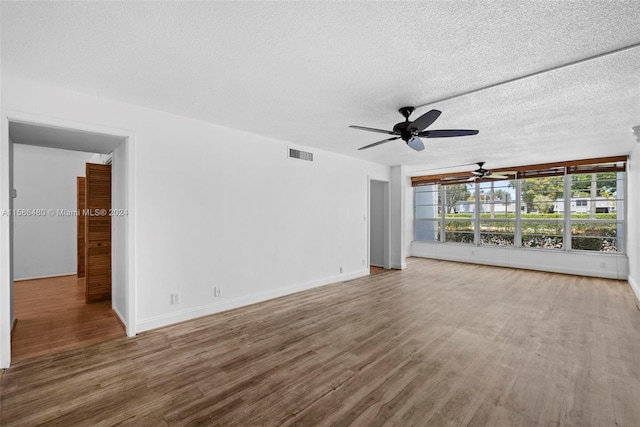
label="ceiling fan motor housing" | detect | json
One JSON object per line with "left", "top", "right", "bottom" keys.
{"left": 392, "top": 121, "right": 415, "bottom": 142}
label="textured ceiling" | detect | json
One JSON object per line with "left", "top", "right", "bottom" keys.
{"left": 2, "top": 1, "right": 639, "bottom": 170}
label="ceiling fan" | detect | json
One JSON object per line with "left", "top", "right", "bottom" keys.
{"left": 413, "top": 161, "right": 514, "bottom": 181}
{"left": 349, "top": 106, "right": 478, "bottom": 151}
{"left": 468, "top": 162, "right": 512, "bottom": 181}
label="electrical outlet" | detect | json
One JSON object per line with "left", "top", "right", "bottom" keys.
{"left": 362, "top": 259, "right": 365, "bottom": 266}
{"left": 214, "top": 286, "right": 222, "bottom": 297}
{"left": 170, "top": 293, "right": 180, "bottom": 305}
{"left": 339, "top": 266, "right": 343, "bottom": 273}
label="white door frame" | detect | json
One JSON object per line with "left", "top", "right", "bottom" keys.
{"left": 1, "top": 110, "right": 137, "bottom": 368}
{"left": 368, "top": 177, "right": 391, "bottom": 269}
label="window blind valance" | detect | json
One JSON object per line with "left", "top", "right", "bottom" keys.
{"left": 411, "top": 155, "right": 627, "bottom": 187}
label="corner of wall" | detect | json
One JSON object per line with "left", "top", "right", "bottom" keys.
{"left": 629, "top": 275, "right": 640, "bottom": 304}
{"left": 627, "top": 143, "right": 640, "bottom": 302}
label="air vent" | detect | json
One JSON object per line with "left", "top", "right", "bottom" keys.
{"left": 289, "top": 148, "right": 313, "bottom": 162}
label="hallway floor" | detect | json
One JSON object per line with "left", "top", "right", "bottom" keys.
{"left": 11, "top": 275, "right": 125, "bottom": 362}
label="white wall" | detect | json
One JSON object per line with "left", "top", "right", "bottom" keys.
{"left": 12, "top": 144, "right": 94, "bottom": 280}
{"left": 627, "top": 143, "right": 640, "bottom": 301}
{"left": 1, "top": 77, "right": 389, "bottom": 334}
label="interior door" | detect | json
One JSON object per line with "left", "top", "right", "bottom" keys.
{"left": 85, "top": 163, "right": 111, "bottom": 303}
{"left": 77, "top": 177, "right": 86, "bottom": 278}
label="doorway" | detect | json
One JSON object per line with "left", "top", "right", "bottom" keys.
{"left": 369, "top": 179, "right": 390, "bottom": 271}
{"left": 1, "top": 113, "right": 137, "bottom": 368}
{"left": 10, "top": 145, "right": 120, "bottom": 361}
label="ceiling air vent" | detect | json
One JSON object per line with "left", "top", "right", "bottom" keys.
{"left": 289, "top": 148, "right": 313, "bottom": 162}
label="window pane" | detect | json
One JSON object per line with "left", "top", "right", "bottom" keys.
{"left": 520, "top": 175, "right": 564, "bottom": 249}
{"left": 444, "top": 219, "right": 474, "bottom": 244}
{"left": 521, "top": 220, "right": 563, "bottom": 249}
{"left": 521, "top": 175, "right": 564, "bottom": 217}
{"left": 444, "top": 183, "right": 474, "bottom": 214}
{"left": 569, "top": 172, "right": 622, "bottom": 219}
{"left": 416, "top": 205, "right": 440, "bottom": 219}
{"left": 415, "top": 220, "right": 440, "bottom": 241}
{"left": 414, "top": 185, "right": 441, "bottom": 241}
{"left": 571, "top": 221, "right": 620, "bottom": 252}
{"left": 480, "top": 220, "right": 515, "bottom": 246}
{"left": 477, "top": 180, "right": 517, "bottom": 218}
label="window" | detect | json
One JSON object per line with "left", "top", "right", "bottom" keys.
{"left": 412, "top": 156, "right": 626, "bottom": 254}
{"left": 569, "top": 172, "right": 623, "bottom": 252}
{"left": 520, "top": 175, "right": 564, "bottom": 249}
{"left": 414, "top": 184, "right": 441, "bottom": 242}
{"left": 443, "top": 184, "right": 474, "bottom": 244}
{"left": 478, "top": 179, "right": 516, "bottom": 246}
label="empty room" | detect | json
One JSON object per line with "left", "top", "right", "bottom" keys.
{"left": 1, "top": 1, "right": 639, "bottom": 426}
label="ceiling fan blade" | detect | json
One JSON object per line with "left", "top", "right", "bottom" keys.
{"left": 420, "top": 129, "right": 479, "bottom": 138}
{"left": 488, "top": 174, "right": 510, "bottom": 179}
{"left": 349, "top": 125, "right": 395, "bottom": 135}
{"left": 408, "top": 109, "right": 441, "bottom": 132}
{"left": 407, "top": 137, "right": 425, "bottom": 152}
{"left": 358, "top": 136, "right": 400, "bottom": 150}
{"left": 467, "top": 176, "right": 477, "bottom": 182}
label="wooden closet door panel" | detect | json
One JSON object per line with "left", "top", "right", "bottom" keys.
{"left": 85, "top": 163, "right": 111, "bottom": 303}
{"left": 77, "top": 177, "right": 86, "bottom": 278}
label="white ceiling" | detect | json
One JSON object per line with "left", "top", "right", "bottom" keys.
{"left": 2, "top": 1, "right": 639, "bottom": 170}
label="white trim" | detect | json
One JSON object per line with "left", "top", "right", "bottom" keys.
{"left": 136, "top": 269, "right": 369, "bottom": 333}
{"left": 14, "top": 273, "right": 77, "bottom": 282}
{"left": 391, "top": 262, "right": 407, "bottom": 270}
{"left": 368, "top": 177, "right": 391, "bottom": 270}
{"left": 629, "top": 275, "right": 640, "bottom": 304}
{"left": 113, "top": 305, "right": 127, "bottom": 329}
{"left": 1, "top": 115, "right": 13, "bottom": 368}
{"left": 0, "top": 110, "right": 137, "bottom": 368}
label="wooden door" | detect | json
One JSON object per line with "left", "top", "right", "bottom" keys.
{"left": 77, "top": 177, "right": 86, "bottom": 278}
{"left": 85, "top": 163, "right": 111, "bottom": 303}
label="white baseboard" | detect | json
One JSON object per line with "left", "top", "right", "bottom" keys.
{"left": 629, "top": 275, "right": 640, "bottom": 304}
{"left": 112, "top": 306, "right": 134, "bottom": 337}
{"left": 14, "top": 272, "right": 77, "bottom": 282}
{"left": 390, "top": 262, "right": 407, "bottom": 270}
{"left": 136, "top": 269, "right": 370, "bottom": 333}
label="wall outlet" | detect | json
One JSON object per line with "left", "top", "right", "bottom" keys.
{"left": 362, "top": 259, "right": 365, "bottom": 266}
{"left": 214, "top": 286, "right": 222, "bottom": 297}
{"left": 170, "top": 293, "right": 180, "bottom": 305}
{"left": 339, "top": 266, "right": 343, "bottom": 273}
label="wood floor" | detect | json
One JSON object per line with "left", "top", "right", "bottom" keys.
{"left": 369, "top": 265, "right": 386, "bottom": 275}
{"left": 2, "top": 258, "right": 640, "bottom": 426}
{"left": 11, "top": 275, "right": 125, "bottom": 362}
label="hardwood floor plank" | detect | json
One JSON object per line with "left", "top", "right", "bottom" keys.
{"left": 2, "top": 258, "right": 640, "bottom": 426}
{"left": 11, "top": 275, "right": 125, "bottom": 362}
